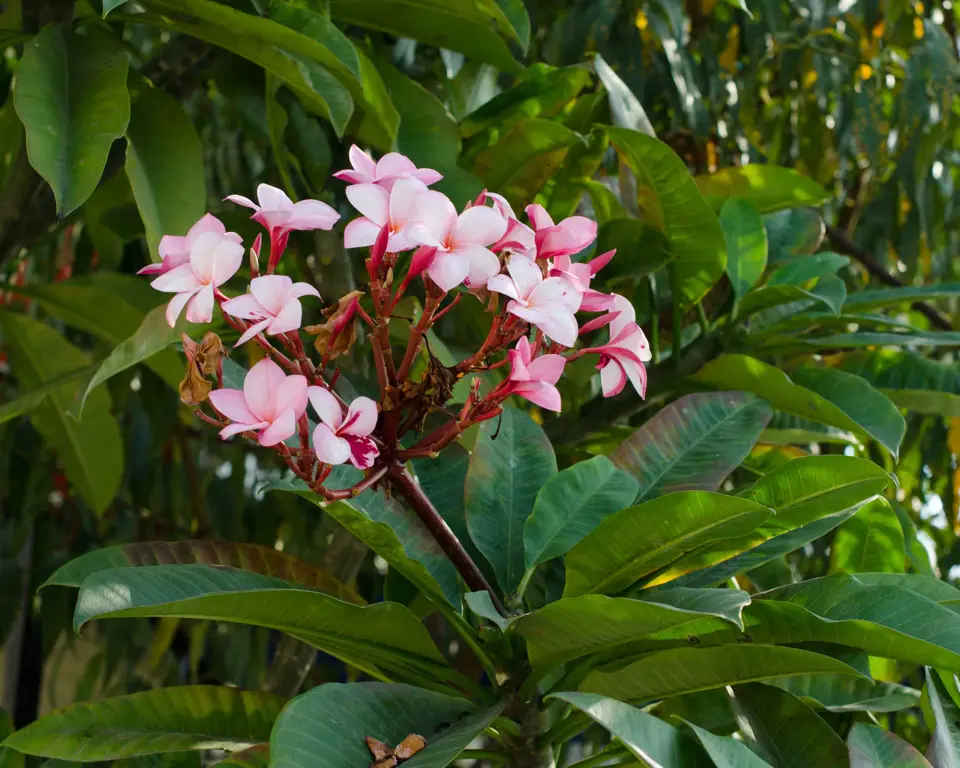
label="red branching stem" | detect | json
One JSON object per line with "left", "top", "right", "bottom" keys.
{"left": 194, "top": 408, "right": 226, "bottom": 428}
{"left": 397, "top": 292, "right": 442, "bottom": 382}
{"left": 297, "top": 413, "right": 312, "bottom": 474}
{"left": 431, "top": 292, "right": 462, "bottom": 322}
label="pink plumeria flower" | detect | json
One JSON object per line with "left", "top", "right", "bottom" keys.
{"left": 308, "top": 388, "right": 380, "bottom": 469}
{"left": 138, "top": 214, "right": 240, "bottom": 277}
{"left": 476, "top": 190, "right": 517, "bottom": 220}
{"left": 487, "top": 255, "right": 582, "bottom": 347}
{"left": 208, "top": 358, "right": 308, "bottom": 446}
{"left": 587, "top": 295, "right": 651, "bottom": 398}
{"left": 151, "top": 231, "right": 245, "bottom": 326}
{"left": 334, "top": 145, "right": 442, "bottom": 190}
{"left": 502, "top": 336, "right": 566, "bottom": 411}
{"left": 526, "top": 204, "right": 597, "bottom": 260}
{"left": 406, "top": 191, "right": 508, "bottom": 291}
{"left": 549, "top": 249, "right": 617, "bottom": 312}
{"left": 221, "top": 275, "right": 321, "bottom": 347}
{"left": 343, "top": 178, "right": 428, "bottom": 252}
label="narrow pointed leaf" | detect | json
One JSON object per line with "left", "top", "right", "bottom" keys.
{"left": 722, "top": 198, "right": 768, "bottom": 299}
{"left": 924, "top": 668, "right": 960, "bottom": 767}
{"left": 682, "top": 719, "right": 774, "bottom": 767}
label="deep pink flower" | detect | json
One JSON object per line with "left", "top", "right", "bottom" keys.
{"left": 343, "top": 178, "right": 428, "bottom": 252}
{"left": 487, "top": 255, "right": 582, "bottom": 346}
{"left": 221, "top": 275, "right": 321, "bottom": 346}
{"left": 406, "top": 191, "right": 507, "bottom": 291}
{"left": 334, "top": 145, "right": 442, "bottom": 190}
{"left": 151, "top": 231, "right": 245, "bottom": 326}
{"left": 549, "top": 249, "right": 616, "bottom": 312}
{"left": 138, "top": 214, "right": 240, "bottom": 277}
{"left": 526, "top": 204, "right": 597, "bottom": 260}
{"left": 209, "top": 358, "right": 308, "bottom": 446}
{"left": 503, "top": 337, "right": 566, "bottom": 411}
{"left": 308, "top": 387, "right": 380, "bottom": 469}
{"left": 587, "top": 296, "right": 651, "bottom": 398}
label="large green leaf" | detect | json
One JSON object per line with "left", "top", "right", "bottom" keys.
{"left": 563, "top": 492, "right": 771, "bottom": 597}
{"left": 523, "top": 455, "right": 638, "bottom": 569}
{"left": 3, "top": 315, "right": 123, "bottom": 515}
{"left": 763, "top": 208, "right": 824, "bottom": 264}
{"left": 594, "top": 54, "right": 655, "bottom": 136}
{"left": 608, "top": 127, "right": 727, "bottom": 307}
{"left": 924, "top": 668, "right": 960, "bottom": 767}
{"left": 696, "top": 166, "right": 830, "bottom": 214}
{"left": 0, "top": 363, "right": 96, "bottom": 426}
{"left": 841, "top": 350, "right": 960, "bottom": 418}
{"left": 766, "top": 331, "right": 960, "bottom": 352}
{"left": 682, "top": 720, "right": 774, "bottom": 767}
{"left": 14, "top": 25, "right": 130, "bottom": 214}
{"left": 829, "top": 498, "right": 905, "bottom": 574}
{"left": 768, "top": 675, "right": 920, "bottom": 713}
{"left": 610, "top": 392, "right": 772, "bottom": 504}
{"left": 466, "top": 407, "right": 557, "bottom": 594}
{"left": 515, "top": 589, "right": 748, "bottom": 667}
{"left": 767, "top": 252, "right": 850, "bottom": 286}
{"left": 580, "top": 645, "right": 862, "bottom": 701}
{"left": 848, "top": 723, "right": 932, "bottom": 768}
{"left": 737, "top": 278, "right": 847, "bottom": 318}
{"left": 72, "top": 565, "right": 456, "bottom": 687}
{"left": 269, "top": 683, "right": 501, "bottom": 768}
{"left": 722, "top": 198, "right": 768, "bottom": 300}
{"left": 843, "top": 284, "right": 960, "bottom": 311}
{"left": 213, "top": 745, "right": 268, "bottom": 768}
{"left": 730, "top": 683, "right": 848, "bottom": 768}
{"left": 44, "top": 540, "right": 363, "bottom": 604}
{"left": 1, "top": 687, "right": 282, "bottom": 760}
{"left": 125, "top": 88, "right": 206, "bottom": 260}
{"left": 548, "top": 693, "right": 706, "bottom": 767}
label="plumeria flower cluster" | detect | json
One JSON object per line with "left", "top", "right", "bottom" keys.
{"left": 143, "top": 146, "right": 650, "bottom": 502}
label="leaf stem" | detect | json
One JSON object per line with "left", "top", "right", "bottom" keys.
{"left": 435, "top": 601, "right": 500, "bottom": 690}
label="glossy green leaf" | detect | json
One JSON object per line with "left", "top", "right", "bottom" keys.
{"left": 548, "top": 693, "right": 705, "bottom": 767}
{"left": 682, "top": 720, "right": 774, "bottom": 768}
{"left": 769, "top": 676, "right": 920, "bottom": 713}
{"left": 829, "top": 498, "right": 905, "bottom": 574}
{"left": 731, "top": 683, "right": 848, "bottom": 768}
{"left": 125, "top": 88, "right": 205, "bottom": 259}
{"left": 73, "top": 565, "right": 455, "bottom": 686}
{"left": 924, "top": 668, "right": 960, "bottom": 767}
{"left": 841, "top": 350, "right": 960, "bottom": 418}
{"left": 213, "top": 745, "right": 268, "bottom": 768}
{"left": 594, "top": 54, "right": 655, "bottom": 136}
{"left": 564, "top": 491, "right": 771, "bottom": 597}
{"left": 722, "top": 198, "right": 768, "bottom": 299}
{"left": 848, "top": 723, "right": 932, "bottom": 768}
{"left": 0, "top": 687, "right": 282, "bottom": 760}
{"left": 270, "top": 683, "right": 501, "bottom": 768}
{"left": 466, "top": 407, "right": 557, "bottom": 593}
{"left": 763, "top": 208, "right": 825, "bottom": 264}
{"left": 44, "top": 540, "right": 363, "bottom": 604}
{"left": 102, "top": 0, "right": 130, "bottom": 15}
{"left": 611, "top": 392, "right": 772, "bottom": 503}
{"left": 696, "top": 166, "right": 830, "bottom": 214}
{"left": 581, "top": 645, "right": 862, "bottom": 701}
{"left": 768, "top": 331, "right": 960, "bottom": 352}
{"left": 843, "top": 284, "right": 960, "bottom": 311}
{"left": 14, "top": 26, "right": 130, "bottom": 214}
{"left": 523, "top": 455, "right": 638, "bottom": 568}
{"left": 738, "top": 277, "right": 846, "bottom": 318}
{"left": 608, "top": 127, "right": 726, "bottom": 308}
{"left": 3, "top": 315, "right": 123, "bottom": 515}
{"left": 767, "top": 252, "right": 850, "bottom": 286}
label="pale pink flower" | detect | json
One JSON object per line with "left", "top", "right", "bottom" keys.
{"left": 308, "top": 388, "right": 380, "bottom": 469}
{"left": 406, "top": 191, "right": 508, "bottom": 291}
{"left": 586, "top": 295, "right": 651, "bottom": 398}
{"left": 334, "top": 145, "right": 442, "bottom": 189}
{"left": 493, "top": 218, "right": 536, "bottom": 258}
{"left": 526, "top": 204, "right": 597, "bottom": 260}
{"left": 549, "top": 249, "right": 616, "bottom": 312}
{"left": 343, "top": 178, "right": 428, "bottom": 252}
{"left": 221, "top": 275, "right": 320, "bottom": 346}
{"left": 502, "top": 337, "right": 566, "bottom": 412}
{"left": 208, "top": 358, "right": 308, "bottom": 446}
{"left": 487, "top": 255, "right": 582, "bottom": 346}
{"left": 151, "top": 231, "right": 245, "bottom": 326}
{"left": 138, "top": 214, "right": 240, "bottom": 277}
{"left": 477, "top": 191, "right": 517, "bottom": 220}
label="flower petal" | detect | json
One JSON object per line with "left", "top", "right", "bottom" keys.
{"left": 210, "top": 238, "right": 245, "bottom": 286}
{"left": 389, "top": 178, "right": 428, "bottom": 230}
{"left": 460, "top": 245, "right": 501, "bottom": 289}
{"left": 289, "top": 281, "right": 321, "bottom": 300}
{"left": 164, "top": 290, "right": 195, "bottom": 327}
{"left": 219, "top": 421, "right": 268, "bottom": 440}
{"left": 487, "top": 273, "right": 520, "bottom": 302}
{"left": 527, "top": 353, "right": 566, "bottom": 385}
{"left": 506, "top": 254, "right": 543, "bottom": 300}
{"left": 349, "top": 144, "right": 377, "bottom": 177}
{"left": 347, "top": 436, "right": 379, "bottom": 469}
{"left": 344, "top": 217, "right": 383, "bottom": 249}
{"left": 267, "top": 298, "right": 302, "bottom": 335}
{"left": 609, "top": 294, "right": 637, "bottom": 337}
{"left": 313, "top": 423, "right": 351, "bottom": 465}
{"left": 185, "top": 284, "right": 216, "bottom": 324}
{"left": 426, "top": 251, "right": 470, "bottom": 291}
{"left": 235, "top": 318, "right": 272, "bottom": 346}
{"left": 307, "top": 386, "right": 343, "bottom": 429}
{"left": 250, "top": 275, "right": 293, "bottom": 314}
{"left": 151, "top": 264, "right": 202, "bottom": 294}
{"left": 257, "top": 183, "right": 293, "bottom": 212}
{"left": 244, "top": 358, "right": 286, "bottom": 422}
{"left": 224, "top": 194, "right": 258, "bottom": 210}
{"left": 276, "top": 374, "right": 309, "bottom": 418}
{"left": 413, "top": 169, "right": 443, "bottom": 186}
{"left": 339, "top": 396, "right": 378, "bottom": 436}
{"left": 529, "top": 276, "right": 581, "bottom": 313}
{"left": 222, "top": 293, "right": 268, "bottom": 321}
{"left": 158, "top": 234, "right": 189, "bottom": 264}
{"left": 411, "top": 190, "right": 456, "bottom": 243}
{"left": 513, "top": 381, "right": 562, "bottom": 412}
{"left": 525, "top": 204, "right": 554, "bottom": 230}
{"left": 209, "top": 388, "right": 259, "bottom": 424}
{"left": 600, "top": 359, "right": 627, "bottom": 397}
{"left": 452, "top": 206, "right": 507, "bottom": 247}
{"left": 509, "top": 303, "right": 578, "bottom": 347}
{"left": 290, "top": 199, "right": 340, "bottom": 230}
{"left": 376, "top": 152, "right": 418, "bottom": 179}
{"left": 259, "top": 408, "right": 296, "bottom": 446}
{"left": 332, "top": 170, "right": 369, "bottom": 185}
{"left": 346, "top": 183, "right": 389, "bottom": 225}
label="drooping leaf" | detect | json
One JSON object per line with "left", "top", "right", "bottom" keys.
{"left": 594, "top": 53, "right": 655, "bottom": 136}
{"left": 563, "top": 491, "right": 771, "bottom": 597}
{"left": 722, "top": 198, "right": 768, "bottom": 300}
{"left": 848, "top": 723, "right": 932, "bottom": 768}
{"left": 14, "top": 25, "right": 130, "bottom": 214}
{"left": 523, "top": 455, "right": 638, "bottom": 569}
{"left": 681, "top": 719, "right": 774, "bottom": 768}
{"left": 768, "top": 675, "right": 920, "bottom": 713}
{"left": 610, "top": 392, "right": 772, "bottom": 503}
{"left": 269, "top": 682, "right": 501, "bottom": 768}
{"left": 0, "top": 687, "right": 282, "bottom": 760}
{"left": 696, "top": 166, "right": 830, "bottom": 214}
{"left": 466, "top": 407, "right": 557, "bottom": 594}
{"left": 829, "top": 498, "right": 905, "bottom": 574}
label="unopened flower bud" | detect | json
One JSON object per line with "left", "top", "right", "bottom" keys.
{"left": 249, "top": 233, "right": 262, "bottom": 278}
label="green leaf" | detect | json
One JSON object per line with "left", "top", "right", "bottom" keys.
{"left": 466, "top": 407, "right": 557, "bottom": 594}
{"left": 548, "top": 693, "right": 705, "bottom": 767}
{"left": 737, "top": 277, "right": 846, "bottom": 318}
{"left": 523, "top": 456, "right": 638, "bottom": 569}
{"left": 731, "top": 683, "right": 848, "bottom": 768}
{"left": 563, "top": 491, "right": 771, "bottom": 597}
{"left": 0, "top": 363, "right": 97, "bottom": 426}
{"left": 213, "top": 745, "right": 268, "bottom": 768}
{"left": 326, "top": 0, "right": 524, "bottom": 73}
{"left": 125, "top": 88, "right": 205, "bottom": 260}
{"left": 924, "top": 668, "right": 960, "bottom": 767}
{"left": 770, "top": 330, "right": 960, "bottom": 351}
{"left": 464, "top": 591, "right": 513, "bottom": 632}
{"left": 763, "top": 208, "right": 825, "bottom": 264}
{"left": 610, "top": 392, "right": 772, "bottom": 504}
{"left": 516, "top": 589, "right": 748, "bottom": 667}
{"left": 769, "top": 676, "right": 920, "bottom": 713}
{"left": 848, "top": 723, "right": 932, "bottom": 768}
{"left": 841, "top": 350, "right": 960, "bottom": 418}
{"left": 843, "top": 284, "right": 960, "bottom": 311}
{"left": 681, "top": 720, "right": 774, "bottom": 767}
{"left": 581, "top": 645, "right": 863, "bottom": 701}
{"left": 44, "top": 540, "right": 363, "bottom": 604}
{"left": 829, "top": 498, "right": 905, "bottom": 574}
{"left": 608, "top": 127, "right": 726, "bottom": 308}
{"left": 0, "top": 709, "right": 22, "bottom": 768}
{"left": 767, "top": 252, "right": 850, "bottom": 286}
{"left": 0, "top": 687, "right": 282, "bottom": 760}
{"left": 594, "top": 54, "right": 655, "bottom": 136}
{"left": 594, "top": 218, "right": 671, "bottom": 279}
{"left": 722, "top": 198, "right": 768, "bottom": 300}
{"left": 73, "top": 565, "right": 456, "bottom": 686}
{"left": 696, "top": 166, "right": 830, "bottom": 214}
{"left": 14, "top": 25, "right": 130, "bottom": 214}
{"left": 3, "top": 315, "right": 123, "bottom": 515}
{"left": 269, "top": 683, "right": 501, "bottom": 768}
{"left": 103, "top": 0, "right": 130, "bottom": 15}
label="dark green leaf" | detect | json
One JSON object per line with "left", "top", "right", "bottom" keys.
{"left": 738, "top": 277, "right": 846, "bottom": 318}
{"left": 924, "top": 668, "right": 960, "bottom": 767}
{"left": 103, "top": 0, "right": 129, "bottom": 15}
{"left": 844, "top": 284, "right": 960, "bottom": 312}
{"left": 0, "top": 364, "right": 96, "bottom": 426}
{"left": 770, "top": 331, "right": 960, "bottom": 351}
{"left": 213, "top": 745, "right": 268, "bottom": 768}
{"left": 696, "top": 166, "right": 830, "bottom": 214}
{"left": 594, "top": 218, "right": 671, "bottom": 279}
{"left": 682, "top": 719, "right": 774, "bottom": 767}
{"left": 767, "top": 252, "right": 850, "bottom": 286}
{"left": 829, "top": 498, "right": 905, "bottom": 574}
{"left": 722, "top": 198, "right": 768, "bottom": 300}
{"left": 594, "top": 54, "right": 655, "bottom": 136}
{"left": 769, "top": 676, "right": 919, "bottom": 713}
{"left": 841, "top": 350, "right": 960, "bottom": 418}
{"left": 848, "top": 723, "right": 932, "bottom": 768}
{"left": 0, "top": 709, "right": 21, "bottom": 768}
{"left": 763, "top": 208, "right": 825, "bottom": 264}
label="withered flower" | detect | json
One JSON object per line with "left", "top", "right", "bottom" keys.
{"left": 179, "top": 332, "right": 227, "bottom": 406}
{"left": 306, "top": 290, "right": 362, "bottom": 360}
